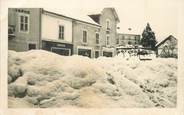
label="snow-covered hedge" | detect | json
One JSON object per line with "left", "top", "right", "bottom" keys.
{"left": 8, "top": 50, "right": 177, "bottom": 108}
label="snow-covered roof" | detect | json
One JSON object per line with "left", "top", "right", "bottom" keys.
{"left": 156, "top": 35, "right": 177, "bottom": 47}
{"left": 43, "top": 8, "right": 100, "bottom": 27}
{"left": 88, "top": 7, "right": 120, "bottom": 23}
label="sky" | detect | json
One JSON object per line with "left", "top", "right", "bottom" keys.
{"left": 1, "top": 0, "right": 183, "bottom": 42}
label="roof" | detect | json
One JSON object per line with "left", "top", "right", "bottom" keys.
{"left": 156, "top": 35, "right": 177, "bottom": 47}
{"left": 88, "top": 7, "right": 120, "bottom": 23}
{"left": 118, "top": 33, "right": 141, "bottom": 36}
{"left": 110, "top": 8, "right": 120, "bottom": 23}
{"left": 43, "top": 8, "right": 100, "bottom": 27}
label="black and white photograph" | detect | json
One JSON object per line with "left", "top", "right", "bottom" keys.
{"left": 1, "top": 0, "right": 184, "bottom": 113}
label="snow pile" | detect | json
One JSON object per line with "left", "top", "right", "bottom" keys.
{"left": 8, "top": 50, "right": 177, "bottom": 108}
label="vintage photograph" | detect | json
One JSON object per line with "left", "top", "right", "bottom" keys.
{"left": 7, "top": 0, "right": 178, "bottom": 108}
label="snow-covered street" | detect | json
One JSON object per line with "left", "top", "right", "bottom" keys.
{"left": 8, "top": 50, "right": 177, "bottom": 108}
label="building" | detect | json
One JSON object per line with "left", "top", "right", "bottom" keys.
{"left": 115, "top": 33, "right": 141, "bottom": 55}
{"left": 117, "top": 33, "right": 141, "bottom": 47}
{"left": 8, "top": 8, "right": 42, "bottom": 51}
{"left": 155, "top": 35, "right": 177, "bottom": 58}
{"left": 72, "top": 20, "right": 101, "bottom": 58}
{"left": 8, "top": 8, "right": 120, "bottom": 58}
{"left": 41, "top": 10, "right": 74, "bottom": 56}
{"left": 89, "top": 8, "right": 120, "bottom": 57}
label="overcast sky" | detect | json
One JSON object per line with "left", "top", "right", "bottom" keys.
{"left": 1, "top": 0, "right": 183, "bottom": 42}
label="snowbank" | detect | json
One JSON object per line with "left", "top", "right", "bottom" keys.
{"left": 8, "top": 50, "right": 177, "bottom": 108}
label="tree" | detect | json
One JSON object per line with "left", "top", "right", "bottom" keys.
{"left": 141, "top": 23, "right": 157, "bottom": 49}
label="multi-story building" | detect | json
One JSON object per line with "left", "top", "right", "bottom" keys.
{"left": 8, "top": 8, "right": 120, "bottom": 58}
{"left": 8, "top": 8, "right": 42, "bottom": 51}
{"left": 89, "top": 8, "right": 120, "bottom": 57}
{"left": 41, "top": 10, "right": 74, "bottom": 56}
{"left": 72, "top": 20, "right": 101, "bottom": 58}
{"left": 117, "top": 33, "right": 141, "bottom": 47}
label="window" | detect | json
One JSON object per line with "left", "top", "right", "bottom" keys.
{"left": 59, "top": 25, "right": 64, "bottom": 39}
{"left": 103, "top": 51, "right": 113, "bottom": 57}
{"left": 83, "top": 30, "right": 87, "bottom": 43}
{"left": 8, "top": 25, "right": 15, "bottom": 37}
{"left": 106, "top": 19, "right": 110, "bottom": 30}
{"left": 128, "top": 41, "right": 132, "bottom": 45}
{"left": 124, "top": 36, "right": 128, "bottom": 39}
{"left": 28, "top": 43, "right": 36, "bottom": 50}
{"left": 51, "top": 47, "right": 71, "bottom": 56}
{"left": 116, "top": 38, "right": 119, "bottom": 44}
{"left": 78, "top": 48, "right": 91, "bottom": 58}
{"left": 8, "top": 25, "right": 15, "bottom": 34}
{"left": 122, "top": 36, "right": 124, "bottom": 40}
{"left": 19, "top": 14, "right": 29, "bottom": 32}
{"left": 106, "top": 35, "right": 110, "bottom": 45}
{"left": 96, "top": 33, "right": 100, "bottom": 44}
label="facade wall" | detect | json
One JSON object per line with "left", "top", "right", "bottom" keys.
{"left": 8, "top": 8, "right": 42, "bottom": 51}
{"left": 99, "top": 8, "right": 118, "bottom": 48}
{"left": 72, "top": 21, "right": 101, "bottom": 58}
{"left": 8, "top": 8, "right": 120, "bottom": 58}
{"left": 41, "top": 13, "right": 73, "bottom": 43}
{"left": 117, "top": 34, "right": 141, "bottom": 46}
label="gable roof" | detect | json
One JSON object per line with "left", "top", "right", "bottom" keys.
{"left": 156, "top": 35, "right": 177, "bottom": 47}
{"left": 88, "top": 7, "right": 120, "bottom": 23}
{"left": 43, "top": 8, "right": 100, "bottom": 27}
{"left": 110, "top": 8, "right": 120, "bottom": 23}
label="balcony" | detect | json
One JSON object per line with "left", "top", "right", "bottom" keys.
{"left": 8, "top": 25, "right": 16, "bottom": 39}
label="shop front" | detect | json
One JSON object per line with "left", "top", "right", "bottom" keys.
{"left": 103, "top": 51, "right": 113, "bottom": 57}
{"left": 42, "top": 40, "right": 73, "bottom": 56}
{"left": 77, "top": 46, "right": 92, "bottom": 58}
{"left": 102, "top": 47, "right": 115, "bottom": 57}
